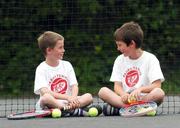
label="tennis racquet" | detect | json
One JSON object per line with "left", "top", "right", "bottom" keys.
{"left": 7, "top": 109, "right": 52, "bottom": 120}
{"left": 7, "top": 105, "right": 72, "bottom": 120}
{"left": 119, "top": 101, "right": 157, "bottom": 117}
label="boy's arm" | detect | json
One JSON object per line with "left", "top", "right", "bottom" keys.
{"left": 130, "top": 79, "right": 162, "bottom": 99}
{"left": 39, "top": 85, "right": 80, "bottom": 108}
{"left": 139, "top": 79, "right": 162, "bottom": 93}
{"left": 114, "top": 81, "right": 124, "bottom": 96}
{"left": 68, "top": 84, "right": 80, "bottom": 108}
{"left": 39, "top": 87, "right": 70, "bottom": 100}
{"left": 71, "top": 84, "right": 79, "bottom": 97}
{"left": 114, "top": 81, "right": 129, "bottom": 103}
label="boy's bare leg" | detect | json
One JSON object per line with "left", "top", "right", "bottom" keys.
{"left": 141, "top": 88, "right": 165, "bottom": 105}
{"left": 40, "top": 93, "right": 93, "bottom": 109}
{"left": 98, "top": 87, "right": 124, "bottom": 108}
{"left": 77, "top": 93, "right": 93, "bottom": 107}
{"left": 40, "top": 93, "right": 65, "bottom": 109}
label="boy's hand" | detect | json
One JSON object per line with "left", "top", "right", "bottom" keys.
{"left": 129, "top": 88, "right": 142, "bottom": 101}
{"left": 121, "top": 93, "right": 130, "bottom": 104}
{"left": 67, "top": 96, "right": 80, "bottom": 109}
{"left": 128, "top": 96, "right": 137, "bottom": 104}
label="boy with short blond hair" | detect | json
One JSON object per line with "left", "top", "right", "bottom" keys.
{"left": 34, "top": 31, "right": 94, "bottom": 116}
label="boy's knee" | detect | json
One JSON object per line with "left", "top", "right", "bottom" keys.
{"left": 40, "top": 93, "right": 52, "bottom": 104}
{"left": 98, "top": 87, "right": 109, "bottom": 97}
{"left": 153, "top": 88, "right": 165, "bottom": 98}
{"left": 151, "top": 88, "right": 165, "bottom": 105}
{"left": 85, "top": 93, "right": 93, "bottom": 102}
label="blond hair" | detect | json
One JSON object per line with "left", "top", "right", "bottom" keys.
{"left": 37, "top": 31, "right": 64, "bottom": 55}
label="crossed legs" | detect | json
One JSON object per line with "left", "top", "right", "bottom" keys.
{"left": 37, "top": 93, "right": 93, "bottom": 110}
{"left": 98, "top": 87, "right": 165, "bottom": 107}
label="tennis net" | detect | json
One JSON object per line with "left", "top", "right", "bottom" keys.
{"left": 0, "top": 0, "right": 179, "bottom": 118}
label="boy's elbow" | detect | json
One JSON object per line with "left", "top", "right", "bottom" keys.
{"left": 152, "top": 79, "right": 162, "bottom": 88}
{"left": 72, "top": 84, "right": 79, "bottom": 90}
{"left": 39, "top": 87, "right": 50, "bottom": 96}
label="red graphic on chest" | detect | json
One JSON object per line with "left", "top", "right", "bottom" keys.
{"left": 50, "top": 78, "right": 67, "bottom": 94}
{"left": 125, "top": 70, "right": 139, "bottom": 87}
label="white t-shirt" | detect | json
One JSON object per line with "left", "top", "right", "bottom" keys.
{"left": 110, "top": 51, "right": 164, "bottom": 93}
{"left": 34, "top": 60, "right": 78, "bottom": 96}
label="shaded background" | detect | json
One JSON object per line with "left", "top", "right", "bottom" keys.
{"left": 0, "top": 0, "right": 179, "bottom": 97}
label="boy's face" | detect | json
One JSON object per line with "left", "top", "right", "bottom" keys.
{"left": 116, "top": 41, "right": 134, "bottom": 57}
{"left": 47, "top": 40, "right": 65, "bottom": 60}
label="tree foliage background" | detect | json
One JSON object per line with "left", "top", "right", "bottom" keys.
{"left": 0, "top": 0, "right": 179, "bottom": 96}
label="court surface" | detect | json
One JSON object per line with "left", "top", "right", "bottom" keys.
{"left": 1, "top": 114, "right": 180, "bottom": 128}
{"left": 1, "top": 96, "right": 180, "bottom": 128}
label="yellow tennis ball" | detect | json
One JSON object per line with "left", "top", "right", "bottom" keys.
{"left": 52, "top": 109, "right": 61, "bottom": 118}
{"left": 146, "top": 110, "right": 156, "bottom": 116}
{"left": 88, "top": 107, "right": 98, "bottom": 117}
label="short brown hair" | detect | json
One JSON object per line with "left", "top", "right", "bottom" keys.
{"left": 37, "top": 31, "right": 64, "bottom": 55}
{"left": 114, "top": 21, "right": 143, "bottom": 48}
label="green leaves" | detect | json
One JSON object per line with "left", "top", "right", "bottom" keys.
{"left": 0, "top": 0, "right": 179, "bottom": 95}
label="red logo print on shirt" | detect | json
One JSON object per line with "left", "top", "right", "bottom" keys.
{"left": 125, "top": 70, "right": 139, "bottom": 87}
{"left": 50, "top": 77, "right": 67, "bottom": 94}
